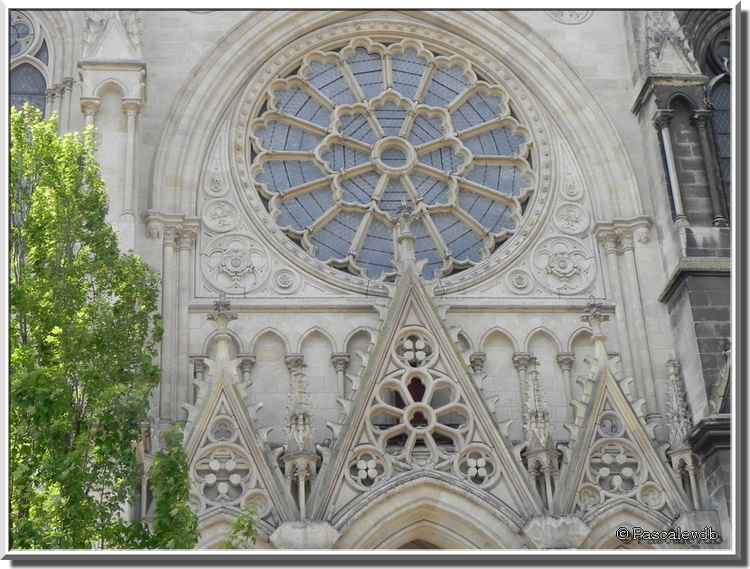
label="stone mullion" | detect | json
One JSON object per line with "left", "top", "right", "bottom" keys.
{"left": 692, "top": 110, "right": 729, "bottom": 227}
{"left": 617, "top": 229, "right": 658, "bottom": 414}
{"left": 597, "top": 231, "right": 636, "bottom": 382}
{"left": 62, "top": 77, "right": 74, "bottom": 132}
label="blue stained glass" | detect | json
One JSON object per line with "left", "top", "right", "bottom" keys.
{"left": 346, "top": 48, "right": 385, "bottom": 100}
{"left": 462, "top": 127, "right": 527, "bottom": 157}
{"left": 451, "top": 92, "right": 505, "bottom": 132}
{"left": 391, "top": 48, "right": 429, "bottom": 100}
{"left": 462, "top": 163, "right": 529, "bottom": 197}
{"left": 272, "top": 86, "right": 330, "bottom": 128}
{"left": 277, "top": 188, "right": 335, "bottom": 231}
{"left": 256, "top": 160, "right": 327, "bottom": 194}
{"left": 357, "top": 217, "right": 395, "bottom": 278}
{"left": 305, "top": 61, "right": 357, "bottom": 105}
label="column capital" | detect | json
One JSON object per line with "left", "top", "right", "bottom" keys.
{"left": 80, "top": 96, "right": 101, "bottom": 117}
{"left": 469, "top": 351, "right": 487, "bottom": 374}
{"left": 285, "top": 354, "right": 305, "bottom": 373}
{"left": 690, "top": 109, "right": 712, "bottom": 128}
{"left": 512, "top": 352, "right": 532, "bottom": 370}
{"left": 556, "top": 352, "right": 575, "bottom": 371}
{"left": 652, "top": 108, "right": 674, "bottom": 130}
{"left": 122, "top": 97, "right": 143, "bottom": 115}
{"left": 330, "top": 353, "right": 351, "bottom": 372}
{"left": 239, "top": 356, "right": 257, "bottom": 374}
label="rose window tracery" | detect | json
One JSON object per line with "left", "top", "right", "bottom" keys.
{"left": 453, "top": 444, "right": 499, "bottom": 489}
{"left": 249, "top": 38, "right": 534, "bottom": 281}
{"left": 586, "top": 439, "right": 644, "bottom": 498}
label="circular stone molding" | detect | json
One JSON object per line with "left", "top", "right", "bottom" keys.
{"left": 531, "top": 236, "right": 595, "bottom": 295}
{"left": 203, "top": 199, "right": 239, "bottom": 233}
{"left": 554, "top": 202, "right": 589, "bottom": 235}
{"left": 272, "top": 267, "right": 301, "bottom": 295}
{"left": 229, "top": 17, "right": 555, "bottom": 294}
{"left": 506, "top": 267, "right": 534, "bottom": 295}
{"left": 201, "top": 234, "right": 270, "bottom": 295}
{"left": 546, "top": 11, "right": 594, "bottom": 25}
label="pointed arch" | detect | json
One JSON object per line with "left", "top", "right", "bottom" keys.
{"left": 580, "top": 501, "right": 681, "bottom": 549}
{"left": 524, "top": 326, "right": 562, "bottom": 353}
{"left": 479, "top": 326, "right": 519, "bottom": 352}
{"left": 297, "top": 326, "right": 338, "bottom": 353}
{"left": 249, "top": 327, "right": 291, "bottom": 354}
{"left": 201, "top": 328, "right": 244, "bottom": 356}
{"left": 93, "top": 77, "right": 128, "bottom": 99}
{"left": 334, "top": 476, "right": 527, "bottom": 549}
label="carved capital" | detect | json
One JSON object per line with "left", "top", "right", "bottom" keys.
{"left": 556, "top": 352, "right": 575, "bottom": 372}
{"left": 513, "top": 352, "right": 532, "bottom": 371}
{"left": 596, "top": 229, "right": 620, "bottom": 255}
{"left": 192, "top": 356, "right": 208, "bottom": 375}
{"left": 615, "top": 228, "right": 634, "bottom": 252}
{"left": 80, "top": 96, "right": 101, "bottom": 117}
{"left": 652, "top": 108, "right": 674, "bottom": 130}
{"left": 176, "top": 226, "right": 199, "bottom": 252}
{"left": 690, "top": 109, "right": 712, "bottom": 129}
{"left": 239, "top": 356, "right": 256, "bottom": 374}
{"left": 285, "top": 354, "right": 305, "bottom": 374}
{"left": 121, "top": 97, "right": 142, "bottom": 116}
{"left": 469, "top": 351, "right": 487, "bottom": 374}
{"left": 330, "top": 353, "right": 351, "bottom": 373}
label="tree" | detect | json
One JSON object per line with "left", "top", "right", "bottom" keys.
{"left": 8, "top": 104, "right": 187, "bottom": 549}
{"left": 148, "top": 427, "right": 199, "bottom": 549}
{"left": 224, "top": 506, "right": 258, "bottom": 549}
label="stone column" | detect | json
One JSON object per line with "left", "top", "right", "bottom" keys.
{"left": 176, "top": 227, "right": 197, "bottom": 421}
{"left": 513, "top": 352, "right": 532, "bottom": 429}
{"left": 596, "top": 230, "right": 636, "bottom": 380}
{"left": 556, "top": 352, "right": 575, "bottom": 408}
{"left": 80, "top": 97, "right": 100, "bottom": 128}
{"left": 330, "top": 353, "right": 350, "bottom": 398}
{"left": 120, "top": 98, "right": 142, "bottom": 252}
{"left": 470, "top": 351, "right": 487, "bottom": 391}
{"left": 692, "top": 110, "right": 729, "bottom": 227}
{"left": 617, "top": 228, "right": 658, "bottom": 413}
{"left": 62, "top": 77, "right": 74, "bottom": 132}
{"left": 653, "top": 110, "right": 689, "bottom": 227}
{"left": 159, "top": 225, "right": 180, "bottom": 421}
{"left": 45, "top": 87, "right": 57, "bottom": 121}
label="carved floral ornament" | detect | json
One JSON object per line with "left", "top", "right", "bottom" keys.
{"left": 345, "top": 326, "right": 501, "bottom": 492}
{"left": 231, "top": 22, "right": 555, "bottom": 294}
{"left": 201, "top": 234, "right": 270, "bottom": 294}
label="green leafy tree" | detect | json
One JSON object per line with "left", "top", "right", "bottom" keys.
{"left": 224, "top": 506, "right": 258, "bottom": 549}
{"left": 9, "top": 104, "right": 169, "bottom": 549}
{"left": 148, "top": 427, "right": 199, "bottom": 549}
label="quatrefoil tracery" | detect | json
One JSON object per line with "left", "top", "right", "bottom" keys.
{"left": 248, "top": 38, "right": 534, "bottom": 281}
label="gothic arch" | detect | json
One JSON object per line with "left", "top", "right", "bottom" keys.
{"left": 248, "top": 327, "right": 290, "bottom": 354}
{"left": 524, "top": 326, "right": 563, "bottom": 353}
{"left": 150, "top": 10, "right": 644, "bottom": 228}
{"left": 297, "top": 326, "right": 338, "bottom": 353}
{"left": 480, "top": 326, "right": 519, "bottom": 352}
{"left": 333, "top": 477, "right": 527, "bottom": 549}
{"left": 580, "top": 501, "right": 681, "bottom": 549}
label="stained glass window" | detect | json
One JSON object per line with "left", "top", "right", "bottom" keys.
{"left": 250, "top": 39, "right": 534, "bottom": 280}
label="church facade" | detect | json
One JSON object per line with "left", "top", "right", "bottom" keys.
{"left": 9, "top": 9, "right": 733, "bottom": 550}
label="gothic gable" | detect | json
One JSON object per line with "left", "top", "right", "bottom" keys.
{"left": 554, "top": 340, "right": 691, "bottom": 523}
{"left": 309, "top": 267, "right": 543, "bottom": 528}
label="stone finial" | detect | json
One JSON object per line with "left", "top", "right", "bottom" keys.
{"left": 665, "top": 357, "right": 692, "bottom": 449}
{"left": 207, "top": 292, "right": 238, "bottom": 331}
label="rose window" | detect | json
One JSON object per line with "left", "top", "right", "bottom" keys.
{"left": 345, "top": 446, "right": 390, "bottom": 491}
{"left": 10, "top": 12, "right": 35, "bottom": 58}
{"left": 369, "top": 371, "right": 472, "bottom": 467}
{"left": 249, "top": 38, "right": 534, "bottom": 280}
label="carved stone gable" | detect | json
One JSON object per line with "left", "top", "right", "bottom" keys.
{"left": 308, "top": 269, "right": 543, "bottom": 527}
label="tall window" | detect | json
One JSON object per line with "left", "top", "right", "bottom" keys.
{"left": 9, "top": 11, "right": 48, "bottom": 114}
{"left": 704, "top": 24, "right": 731, "bottom": 208}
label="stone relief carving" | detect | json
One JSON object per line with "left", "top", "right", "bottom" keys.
{"left": 546, "top": 11, "right": 594, "bottom": 25}
{"left": 272, "top": 268, "right": 302, "bottom": 295}
{"left": 82, "top": 10, "right": 143, "bottom": 59}
{"left": 554, "top": 202, "right": 590, "bottom": 236}
{"left": 202, "top": 199, "right": 239, "bottom": 233}
{"left": 506, "top": 267, "right": 534, "bottom": 295}
{"left": 201, "top": 234, "right": 270, "bottom": 294}
{"left": 531, "top": 236, "right": 595, "bottom": 295}
{"left": 644, "top": 11, "right": 699, "bottom": 74}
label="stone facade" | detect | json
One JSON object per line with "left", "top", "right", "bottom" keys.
{"left": 10, "top": 9, "right": 733, "bottom": 550}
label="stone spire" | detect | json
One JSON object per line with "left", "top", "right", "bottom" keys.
{"left": 665, "top": 357, "right": 692, "bottom": 450}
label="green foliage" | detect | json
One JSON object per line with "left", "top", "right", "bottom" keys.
{"left": 224, "top": 506, "right": 258, "bottom": 549}
{"left": 148, "top": 427, "right": 199, "bottom": 549}
{"left": 9, "top": 104, "right": 166, "bottom": 549}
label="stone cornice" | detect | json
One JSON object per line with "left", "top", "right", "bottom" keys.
{"left": 143, "top": 210, "right": 200, "bottom": 240}
{"left": 658, "top": 257, "right": 732, "bottom": 304}
{"left": 687, "top": 415, "right": 730, "bottom": 460}
{"left": 631, "top": 73, "right": 709, "bottom": 115}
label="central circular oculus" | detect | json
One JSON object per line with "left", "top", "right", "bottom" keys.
{"left": 372, "top": 137, "right": 417, "bottom": 175}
